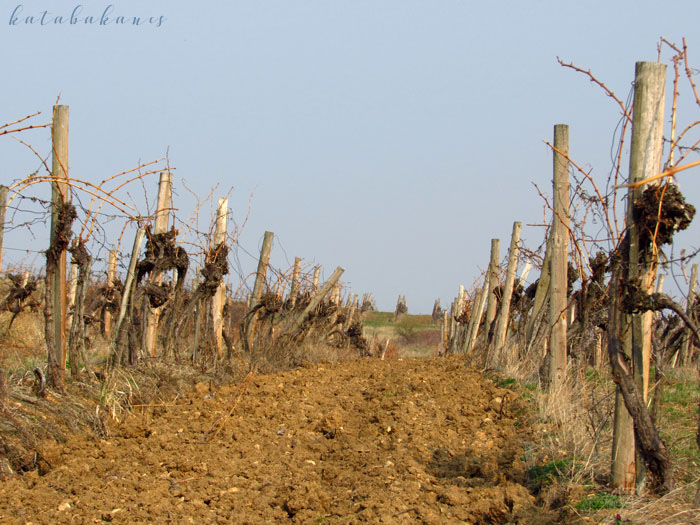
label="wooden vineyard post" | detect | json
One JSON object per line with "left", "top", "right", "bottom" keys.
{"left": 312, "top": 266, "right": 321, "bottom": 292}
{"left": 0, "top": 185, "right": 7, "bottom": 273}
{"left": 289, "top": 257, "right": 301, "bottom": 308}
{"left": 493, "top": 221, "right": 522, "bottom": 360}
{"left": 104, "top": 250, "right": 117, "bottom": 339}
{"left": 145, "top": 171, "right": 172, "bottom": 358}
{"left": 525, "top": 234, "right": 552, "bottom": 349}
{"left": 447, "top": 300, "right": 456, "bottom": 348}
{"left": 485, "top": 239, "right": 501, "bottom": 331}
{"left": 66, "top": 262, "right": 79, "bottom": 332}
{"left": 46, "top": 104, "right": 70, "bottom": 390}
{"left": 67, "top": 243, "right": 92, "bottom": 380}
{"left": 193, "top": 267, "right": 201, "bottom": 361}
{"left": 464, "top": 278, "right": 488, "bottom": 354}
{"left": 431, "top": 299, "right": 441, "bottom": 324}
{"left": 395, "top": 295, "right": 407, "bottom": 318}
{"left": 286, "top": 267, "right": 344, "bottom": 335}
{"left": 549, "top": 124, "right": 570, "bottom": 388}
{"left": 211, "top": 197, "right": 228, "bottom": 357}
{"left": 344, "top": 301, "right": 356, "bottom": 331}
{"left": 109, "top": 228, "right": 145, "bottom": 366}
{"left": 345, "top": 292, "right": 355, "bottom": 309}
{"left": 655, "top": 274, "right": 665, "bottom": 294}
{"left": 611, "top": 61, "right": 666, "bottom": 493}
{"left": 244, "top": 231, "right": 274, "bottom": 352}
{"left": 518, "top": 262, "right": 533, "bottom": 288}
{"left": 441, "top": 311, "right": 448, "bottom": 353}
{"left": 0, "top": 238, "right": 9, "bottom": 394}
{"left": 680, "top": 264, "right": 697, "bottom": 366}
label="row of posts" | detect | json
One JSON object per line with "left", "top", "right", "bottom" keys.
{"left": 437, "top": 61, "right": 682, "bottom": 494}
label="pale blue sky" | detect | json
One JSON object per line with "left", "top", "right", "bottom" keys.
{"left": 3, "top": 1, "right": 700, "bottom": 311}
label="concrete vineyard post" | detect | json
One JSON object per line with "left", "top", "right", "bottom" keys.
{"left": 549, "top": 124, "right": 570, "bottom": 388}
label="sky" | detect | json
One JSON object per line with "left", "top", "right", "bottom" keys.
{"left": 3, "top": 1, "right": 700, "bottom": 312}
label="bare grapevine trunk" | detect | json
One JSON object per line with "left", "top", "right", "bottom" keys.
{"left": 608, "top": 250, "right": 673, "bottom": 493}
{"left": 68, "top": 241, "right": 92, "bottom": 380}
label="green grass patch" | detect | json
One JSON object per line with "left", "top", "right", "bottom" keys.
{"left": 663, "top": 379, "right": 700, "bottom": 407}
{"left": 495, "top": 377, "right": 517, "bottom": 389}
{"left": 575, "top": 492, "right": 622, "bottom": 511}
{"left": 658, "top": 371, "right": 700, "bottom": 483}
{"left": 526, "top": 458, "right": 573, "bottom": 484}
{"left": 362, "top": 312, "right": 437, "bottom": 329}
{"left": 362, "top": 311, "right": 396, "bottom": 328}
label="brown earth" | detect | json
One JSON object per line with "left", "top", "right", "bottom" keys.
{"left": 0, "top": 357, "right": 555, "bottom": 524}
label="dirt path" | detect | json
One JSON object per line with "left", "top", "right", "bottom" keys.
{"left": 0, "top": 357, "right": 551, "bottom": 524}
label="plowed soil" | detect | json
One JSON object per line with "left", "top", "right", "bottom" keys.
{"left": 0, "top": 357, "right": 553, "bottom": 524}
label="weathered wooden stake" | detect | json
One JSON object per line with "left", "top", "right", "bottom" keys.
{"left": 493, "top": 221, "right": 522, "bottom": 358}
{"left": 0, "top": 185, "right": 7, "bottom": 274}
{"left": 47, "top": 105, "right": 69, "bottom": 389}
{"left": 193, "top": 267, "right": 202, "bottom": 361}
{"left": 655, "top": 274, "right": 665, "bottom": 294}
{"left": 464, "top": 278, "right": 488, "bottom": 354}
{"left": 66, "top": 262, "right": 78, "bottom": 332}
{"left": 525, "top": 235, "right": 552, "bottom": 347}
{"left": 485, "top": 239, "right": 501, "bottom": 330}
{"left": 145, "top": 171, "right": 172, "bottom": 358}
{"left": 441, "top": 311, "right": 449, "bottom": 352}
{"left": 431, "top": 299, "right": 441, "bottom": 323}
{"left": 211, "top": 197, "right": 228, "bottom": 357}
{"left": 518, "top": 262, "right": 533, "bottom": 288}
{"left": 312, "top": 266, "right": 321, "bottom": 292}
{"left": 104, "top": 250, "right": 117, "bottom": 338}
{"left": 252, "top": 231, "right": 274, "bottom": 304}
{"left": 245, "top": 231, "right": 274, "bottom": 352}
{"left": 67, "top": 244, "right": 92, "bottom": 380}
{"left": 611, "top": 60, "right": 666, "bottom": 493}
{"left": 549, "top": 124, "right": 570, "bottom": 388}
{"left": 286, "top": 267, "right": 344, "bottom": 334}
{"left": 290, "top": 257, "right": 301, "bottom": 308}
{"left": 628, "top": 62, "right": 666, "bottom": 402}
{"left": 680, "top": 264, "right": 697, "bottom": 367}
{"left": 110, "top": 228, "right": 145, "bottom": 365}
{"left": 344, "top": 303, "right": 356, "bottom": 331}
